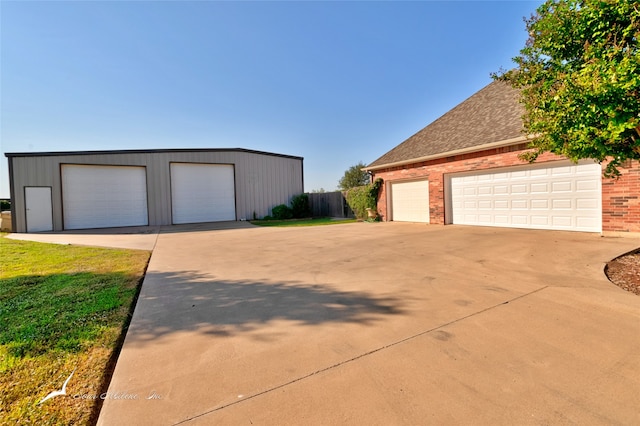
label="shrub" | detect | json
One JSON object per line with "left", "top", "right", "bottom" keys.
{"left": 344, "top": 186, "right": 370, "bottom": 220}
{"left": 271, "top": 204, "right": 293, "bottom": 220}
{"left": 345, "top": 178, "right": 383, "bottom": 220}
{"left": 290, "top": 193, "right": 311, "bottom": 218}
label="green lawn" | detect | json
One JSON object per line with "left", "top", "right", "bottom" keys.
{"left": 250, "top": 217, "right": 357, "bottom": 227}
{"left": 0, "top": 236, "right": 150, "bottom": 425}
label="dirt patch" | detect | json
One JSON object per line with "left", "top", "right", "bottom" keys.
{"left": 606, "top": 249, "right": 640, "bottom": 296}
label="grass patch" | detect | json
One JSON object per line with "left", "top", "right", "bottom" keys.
{"left": 0, "top": 236, "right": 150, "bottom": 425}
{"left": 250, "top": 217, "right": 357, "bottom": 227}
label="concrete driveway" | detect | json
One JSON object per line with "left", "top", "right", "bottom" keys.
{"left": 95, "top": 223, "right": 640, "bottom": 425}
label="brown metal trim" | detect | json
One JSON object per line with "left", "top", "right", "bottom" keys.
{"left": 5, "top": 148, "right": 304, "bottom": 161}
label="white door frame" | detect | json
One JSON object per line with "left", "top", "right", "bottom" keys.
{"left": 389, "top": 178, "right": 430, "bottom": 223}
{"left": 25, "top": 186, "right": 53, "bottom": 232}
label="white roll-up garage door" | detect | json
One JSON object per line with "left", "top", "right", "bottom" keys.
{"left": 391, "top": 180, "right": 430, "bottom": 223}
{"left": 171, "top": 163, "right": 236, "bottom": 224}
{"left": 450, "top": 162, "right": 602, "bottom": 232}
{"left": 62, "top": 165, "right": 149, "bottom": 230}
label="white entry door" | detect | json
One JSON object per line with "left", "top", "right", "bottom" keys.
{"left": 25, "top": 187, "right": 53, "bottom": 232}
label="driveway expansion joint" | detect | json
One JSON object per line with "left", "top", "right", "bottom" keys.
{"left": 173, "top": 285, "right": 549, "bottom": 425}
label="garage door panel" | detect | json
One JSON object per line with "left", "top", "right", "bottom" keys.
{"left": 531, "top": 216, "right": 549, "bottom": 225}
{"left": 552, "top": 166, "right": 572, "bottom": 175}
{"left": 531, "top": 168, "right": 549, "bottom": 177}
{"left": 577, "top": 199, "right": 598, "bottom": 209}
{"left": 391, "top": 180, "right": 429, "bottom": 223}
{"left": 512, "top": 215, "right": 528, "bottom": 224}
{"left": 552, "top": 181, "right": 572, "bottom": 192}
{"left": 478, "top": 186, "right": 492, "bottom": 195}
{"left": 464, "top": 200, "right": 476, "bottom": 209}
{"left": 494, "top": 172, "right": 509, "bottom": 180}
{"left": 478, "top": 214, "right": 492, "bottom": 223}
{"left": 62, "top": 165, "right": 148, "bottom": 230}
{"left": 512, "top": 199, "right": 528, "bottom": 209}
{"left": 531, "top": 199, "right": 549, "bottom": 209}
{"left": 494, "top": 200, "right": 509, "bottom": 209}
{"left": 552, "top": 199, "right": 572, "bottom": 209}
{"left": 495, "top": 215, "right": 509, "bottom": 224}
{"left": 450, "top": 162, "right": 601, "bottom": 232}
{"left": 577, "top": 179, "right": 598, "bottom": 191}
{"left": 171, "top": 163, "right": 236, "bottom": 224}
{"left": 577, "top": 217, "right": 598, "bottom": 227}
{"left": 464, "top": 214, "right": 478, "bottom": 222}
{"left": 531, "top": 183, "right": 549, "bottom": 193}
{"left": 494, "top": 185, "right": 509, "bottom": 194}
{"left": 552, "top": 216, "right": 572, "bottom": 226}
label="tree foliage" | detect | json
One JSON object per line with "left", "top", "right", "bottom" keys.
{"left": 338, "top": 162, "right": 370, "bottom": 190}
{"left": 494, "top": 0, "right": 640, "bottom": 177}
{"left": 344, "top": 178, "right": 383, "bottom": 220}
{"left": 290, "top": 193, "right": 311, "bottom": 218}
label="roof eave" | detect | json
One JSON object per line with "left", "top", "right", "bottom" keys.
{"left": 4, "top": 147, "right": 304, "bottom": 161}
{"left": 364, "top": 135, "right": 530, "bottom": 172}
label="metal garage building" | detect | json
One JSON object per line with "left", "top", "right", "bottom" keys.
{"left": 6, "top": 148, "right": 303, "bottom": 233}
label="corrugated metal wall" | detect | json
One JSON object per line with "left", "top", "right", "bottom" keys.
{"left": 8, "top": 149, "right": 303, "bottom": 232}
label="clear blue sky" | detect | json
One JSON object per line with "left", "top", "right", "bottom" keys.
{"left": 1, "top": 1, "right": 542, "bottom": 198}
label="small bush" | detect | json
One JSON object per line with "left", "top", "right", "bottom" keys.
{"left": 345, "top": 178, "right": 383, "bottom": 220}
{"left": 271, "top": 204, "right": 293, "bottom": 220}
{"left": 344, "top": 186, "right": 370, "bottom": 219}
{"left": 291, "top": 194, "right": 311, "bottom": 218}
{"left": 0, "top": 200, "right": 10, "bottom": 211}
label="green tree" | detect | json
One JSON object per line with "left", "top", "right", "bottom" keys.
{"left": 494, "top": 0, "right": 640, "bottom": 177}
{"left": 338, "top": 162, "right": 370, "bottom": 190}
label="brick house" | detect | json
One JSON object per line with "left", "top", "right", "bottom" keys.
{"left": 365, "top": 81, "right": 639, "bottom": 234}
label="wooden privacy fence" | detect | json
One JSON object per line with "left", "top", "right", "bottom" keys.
{"left": 306, "top": 192, "right": 355, "bottom": 218}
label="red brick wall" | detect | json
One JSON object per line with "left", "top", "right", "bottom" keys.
{"left": 601, "top": 160, "right": 640, "bottom": 233}
{"left": 372, "top": 144, "right": 639, "bottom": 233}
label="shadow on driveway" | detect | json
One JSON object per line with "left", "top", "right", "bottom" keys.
{"left": 127, "top": 270, "right": 405, "bottom": 344}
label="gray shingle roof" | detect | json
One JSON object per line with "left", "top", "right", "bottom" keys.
{"left": 367, "top": 80, "right": 524, "bottom": 169}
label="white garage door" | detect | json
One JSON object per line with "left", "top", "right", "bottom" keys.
{"left": 391, "top": 180, "right": 430, "bottom": 223}
{"left": 171, "top": 163, "right": 236, "bottom": 224}
{"left": 450, "top": 162, "right": 602, "bottom": 232}
{"left": 62, "top": 165, "right": 148, "bottom": 230}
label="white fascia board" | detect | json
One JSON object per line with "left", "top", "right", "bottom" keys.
{"left": 363, "top": 135, "right": 531, "bottom": 172}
